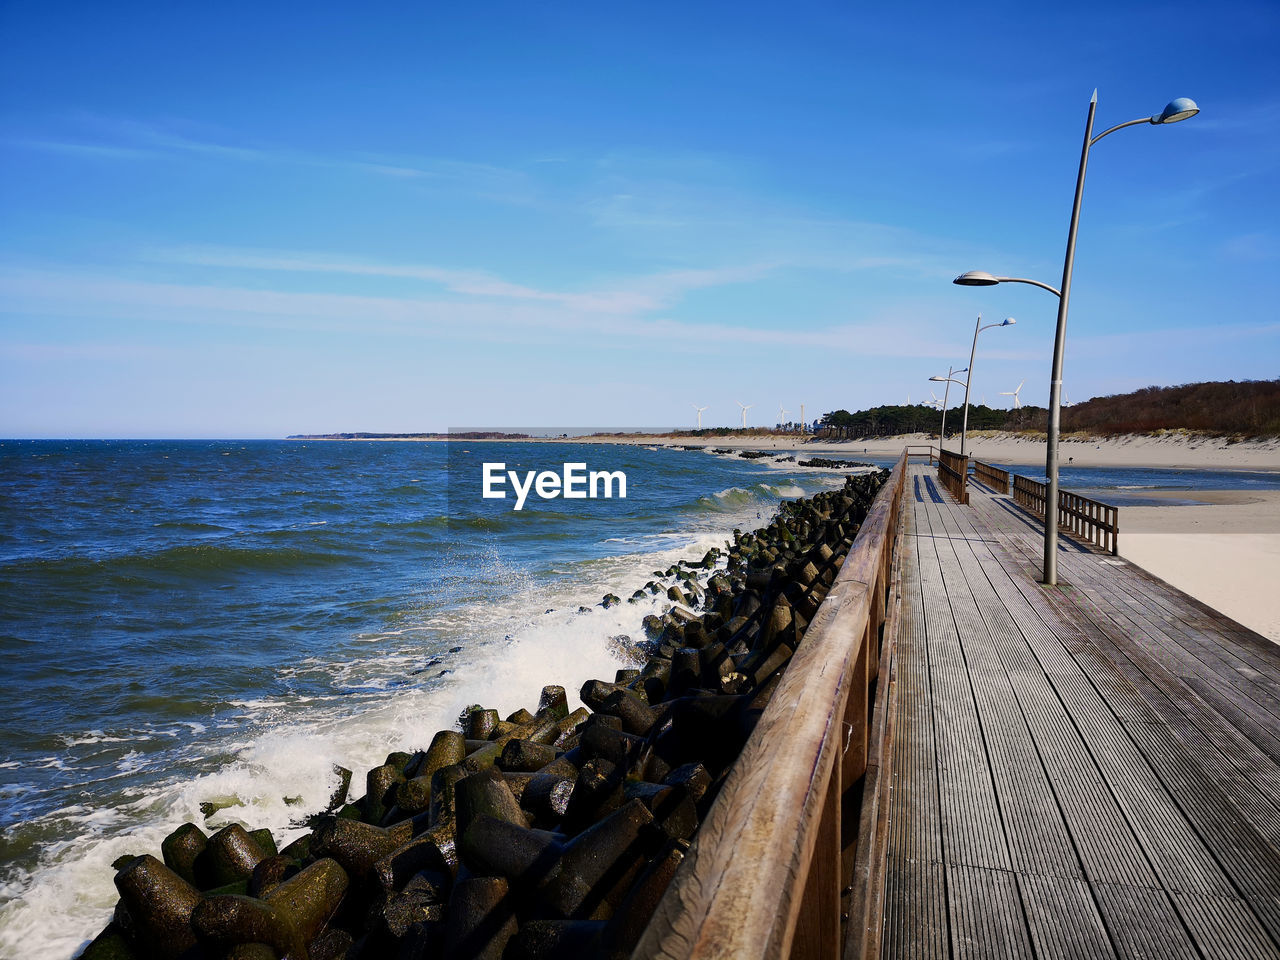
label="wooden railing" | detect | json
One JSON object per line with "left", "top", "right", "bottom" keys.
{"left": 971, "top": 460, "right": 1010, "bottom": 494}
{"left": 904, "top": 444, "right": 935, "bottom": 463}
{"left": 1012, "top": 474, "right": 1119, "bottom": 555}
{"left": 936, "top": 447, "right": 968, "bottom": 505}
{"left": 636, "top": 452, "right": 909, "bottom": 960}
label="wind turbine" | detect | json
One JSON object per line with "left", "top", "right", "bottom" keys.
{"left": 778, "top": 404, "right": 789, "bottom": 428}
{"left": 692, "top": 404, "right": 708, "bottom": 429}
{"left": 1000, "top": 380, "right": 1026, "bottom": 409}
{"left": 800, "top": 403, "right": 805, "bottom": 434}
{"left": 925, "top": 390, "right": 944, "bottom": 410}
{"left": 736, "top": 401, "right": 753, "bottom": 429}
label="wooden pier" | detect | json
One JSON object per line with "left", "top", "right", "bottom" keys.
{"left": 642, "top": 454, "right": 1280, "bottom": 959}
{"left": 885, "top": 461, "right": 1280, "bottom": 959}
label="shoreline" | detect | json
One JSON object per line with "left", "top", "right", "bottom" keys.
{"left": 289, "top": 432, "right": 1280, "bottom": 472}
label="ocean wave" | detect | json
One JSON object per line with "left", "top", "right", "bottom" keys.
{"left": 693, "top": 481, "right": 809, "bottom": 511}
{"left": 2, "top": 540, "right": 359, "bottom": 586}
{"left": 763, "top": 483, "right": 805, "bottom": 498}
{"left": 150, "top": 521, "right": 236, "bottom": 533}
{"left": 59, "top": 731, "right": 134, "bottom": 748}
{"left": 0, "top": 577, "right": 679, "bottom": 959}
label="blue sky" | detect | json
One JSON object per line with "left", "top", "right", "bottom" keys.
{"left": 1, "top": 0, "right": 1277, "bottom": 437}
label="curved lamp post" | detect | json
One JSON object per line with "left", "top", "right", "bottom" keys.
{"left": 928, "top": 365, "right": 967, "bottom": 447}
{"left": 953, "top": 93, "right": 1198, "bottom": 586}
{"left": 956, "top": 315, "right": 1015, "bottom": 458}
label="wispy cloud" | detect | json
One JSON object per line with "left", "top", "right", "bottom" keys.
{"left": 8, "top": 138, "right": 155, "bottom": 160}
{"left": 0, "top": 264, "right": 961, "bottom": 359}
{"left": 4, "top": 116, "right": 537, "bottom": 197}
{"left": 149, "top": 245, "right": 775, "bottom": 315}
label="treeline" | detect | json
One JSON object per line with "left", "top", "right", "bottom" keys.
{"left": 1059, "top": 379, "right": 1280, "bottom": 436}
{"left": 817, "top": 403, "right": 1044, "bottom": 440}
{"left": 816, "top": 379, "right": 1280, "bottom": 439}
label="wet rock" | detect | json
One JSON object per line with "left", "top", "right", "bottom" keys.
{"left": 521, "top": 757, "right": 580, "bottom": 824}
{"left": 498, "top": 739, "right": 557, "bottom": 773}
{"left": 601, "top": 839, "right": 687, "bottom": 955}
{"left": 372, "top": 834, "right": 452, "bottom": 894}
{"left": 198, "top": 824, "right": 270, "bottom": 889}
{"left": 466, "top": 708, "right": 500, "bottom": 741}
{"left": 398, "top": 730, "right": 466, "bottom": 815}
{"left": 77, "top": 923, "right": 138, "bottom": 960}
{"left": 442, "top": 876, "right": 517, "bottom": 960}
{"left": 248, "top": 855, "right": 297, "bottom": 899}
{"left": 312, "top": 818, "right": 404, "bottom": 881}
{"left": 454, "top": 767, "right": 529, "bottom": 841}
{"left": 538, "top": 800, "right": 660, "bottom": 920}
{"left": 193, "top": 857, "right": 347, "bottom": 956}
{"left": 113, "top": 855, "right": 201, "bottom": 959}
{"left": 459, "top": 816, "right": 563, "bottom": 885}
{"left": 507, "top": 920, "right": 606, "bottom": 959}
{"left": 159, "top": 822, "right": 206, "bottom": 887}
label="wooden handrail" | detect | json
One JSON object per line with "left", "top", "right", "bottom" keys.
{"left": 936, "top": 447, "right": 969, "bottom": 505}
{"left": 1012, "top": 474, "right": 1119, "bottom": 555}
{"left": 635, "top": 452, "right": 909, "bottom": 960}
{"left": 904, "top": 444, "right": 935, "bottom": 463}
{"left": 971, "top": 460, "right": 1010, "bottom": 494}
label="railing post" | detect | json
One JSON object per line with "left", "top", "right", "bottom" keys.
{"left": 789, "top": 769, "right": 841, "bottom": 960}
{"left": 844, "top": 618, "right": 871, "bottom": 787}
{"left": 1011, "top": 472, "right": 1120, "bottom": 559}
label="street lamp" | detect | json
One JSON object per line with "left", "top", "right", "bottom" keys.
{"left": 957, "top": 315, "right": 1015, "bottom": 458}
{"left": 928, "top": 366, "right": 967, "bottom": 447}
{"left": 952, "top": 92, "right": 1198, "bottom": 586}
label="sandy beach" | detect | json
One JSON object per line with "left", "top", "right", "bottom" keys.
{"left": 575, "top": 430, "right": 1280, "bottom": 472}
{"left": 1116, "top": 490, "right": 1280, "bottom": 643}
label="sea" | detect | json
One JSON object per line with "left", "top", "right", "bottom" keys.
{"left": 0, "top": 439, "right": 862, "bottom": 959}
{"left": 2, "top": 439, "right": 1278, "bottom": 959}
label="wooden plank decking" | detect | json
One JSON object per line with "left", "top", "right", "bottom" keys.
{"left": 883, "top": 463, "right": 1280, "bottom": 960}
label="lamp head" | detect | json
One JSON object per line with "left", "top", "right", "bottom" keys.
{"left": 928, "top": 376, "right": 946, "bottom": 382}
{"left": 1153, "top": 97, "right": 1199, "bottom": 124}
{"left": 953, "top": 270, "right": 1000, "bottom": 286}
{"left": 1001, "top": 317, "right": 1016, "bottom": 326}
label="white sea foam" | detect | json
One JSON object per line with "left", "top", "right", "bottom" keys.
{"left": 60, "top": 732, "right": 132, "bottom": 748}
{"left": 763, "top": 483, "right": 806, "bottom": 498}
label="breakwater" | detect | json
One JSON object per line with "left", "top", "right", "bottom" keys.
{"left": 76, "top": 470, "right": 888, "bottom": 960}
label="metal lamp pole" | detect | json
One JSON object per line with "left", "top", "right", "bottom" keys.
{"left": 958, "top": 315, "right": 1016, "bottom": 458}
{"left": 931, "top": 365, "right": 966, "bottom": 447}
{"left": 953, "top": 92, "right": 1199, "bottom": 585}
